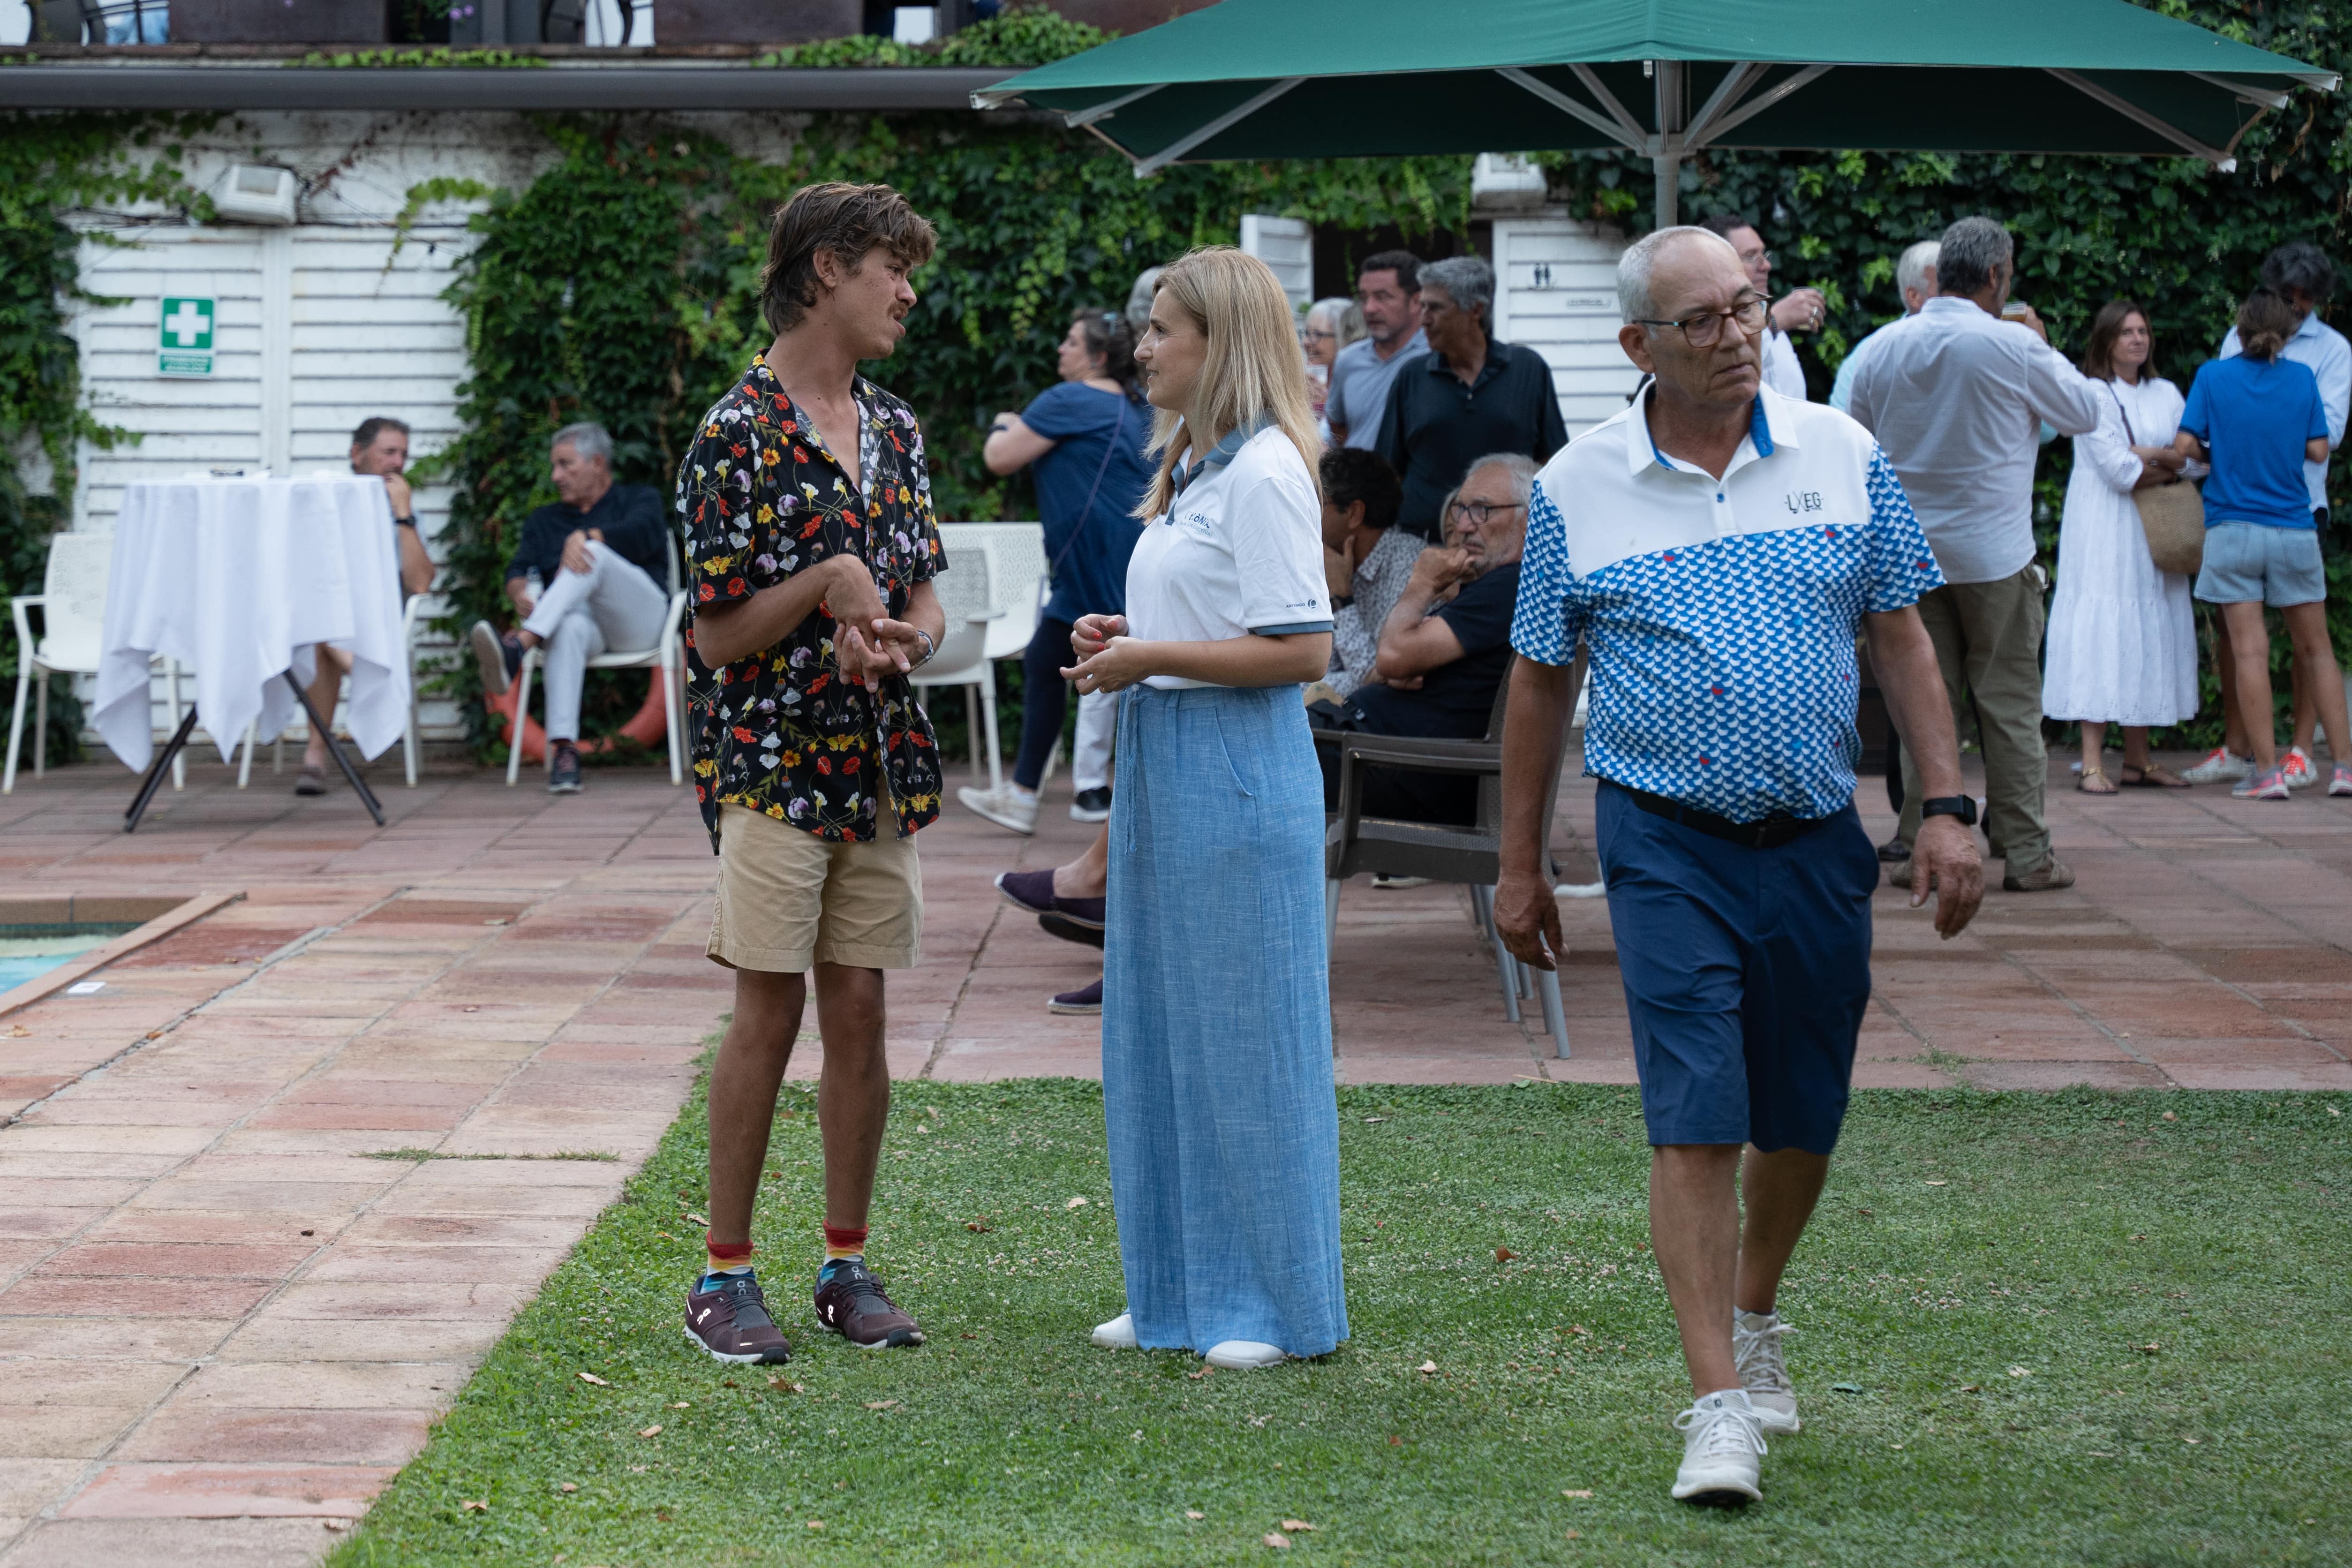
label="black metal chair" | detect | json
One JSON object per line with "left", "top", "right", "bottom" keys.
{"left": 1320, "top": 647, "right": 1587, "bottom": 1059}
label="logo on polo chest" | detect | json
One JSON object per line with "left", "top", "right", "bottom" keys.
{"left": 1784, "top": 491, "right": 1824, "bottom": 514}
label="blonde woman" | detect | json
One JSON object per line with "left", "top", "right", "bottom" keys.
{"left": 1063, "top": 247, "right": 1346, "bottom": 1370}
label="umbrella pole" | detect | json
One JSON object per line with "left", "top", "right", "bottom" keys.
{"left": 1652, "top": 60, "right": 1685, "bottom": 229}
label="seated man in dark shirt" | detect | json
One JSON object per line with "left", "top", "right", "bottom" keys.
{"left": 468, "top": 421, "right": 673, "bottom": 794}
{"left": 1374, "top": 255, "right": 1568, "bottom": 541}
{"left": 1315, "top": 452, "right": 1534, "bottom": 824}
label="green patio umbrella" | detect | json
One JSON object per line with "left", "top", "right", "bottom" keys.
{"left": 972, "top": 0, "right": 2336, "bottom": 227}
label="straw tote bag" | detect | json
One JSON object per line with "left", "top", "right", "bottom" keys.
{"left": 2109, "top": 384, "right": 2204, "bottom": 577}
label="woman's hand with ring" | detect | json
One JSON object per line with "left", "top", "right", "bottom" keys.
{"left": 1062, "top": 635, "right": 1153, "bottom": 695}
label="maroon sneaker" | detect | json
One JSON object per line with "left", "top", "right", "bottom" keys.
{"left": 683, "top": 1273, "right": 792, "bottom": 1364}
{"left": 814, "top": 1259, "right": 925, "bottom": 1349}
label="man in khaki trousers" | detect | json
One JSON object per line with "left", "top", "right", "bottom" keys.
{"left": 1850, "top": 216, "right": 2105, "bottom": 890}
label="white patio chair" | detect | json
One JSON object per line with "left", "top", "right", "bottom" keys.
{"left": 505, "top": 543, "right": 689, "bottom": 786}
{"left": 937, "top": 522, "right": 1051, "bottom": 788}
{"left": 7, "top": 531, "right": 188, "bottom": 794}
{"left": 910, "top": 539, "right": 1006, "bottom": 788}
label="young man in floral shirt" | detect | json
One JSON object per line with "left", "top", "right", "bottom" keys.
{"left": 676, "top": 182, "right": 949, "bottom": 1361}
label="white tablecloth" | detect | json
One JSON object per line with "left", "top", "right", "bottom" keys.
{"left": 96, "top": 475, "right": 411, "bottom": 770}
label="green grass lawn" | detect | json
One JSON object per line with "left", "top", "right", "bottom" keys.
{"left": 332, "top": 1077, "right": 2350, "bottom": 1567}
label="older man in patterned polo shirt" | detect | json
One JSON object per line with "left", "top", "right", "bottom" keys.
{"left": 1494, "top": 226, "right": 1985, "bottom": 1507}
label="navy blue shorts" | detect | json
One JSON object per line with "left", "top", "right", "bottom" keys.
{"left": 1596, "top": 783, "right": 1879, "bottom": 1155}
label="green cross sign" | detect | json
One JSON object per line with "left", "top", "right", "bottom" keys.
{"left": 158, "top": 295, "right": 215, "bottom": 377}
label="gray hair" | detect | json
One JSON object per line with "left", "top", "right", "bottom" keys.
{"left": 1420, "top": 255, "right": 1495, "bottom": 329}
{"left": 1306, "top": 296, "right": 1367, "bottom": 349}
{"left": 1460, "top": 451, "right": 1538, "bottom": 508}
{"left": 1936, "top": 217, "right": 2012, "bottom": 298}
{"left": 1897, "top": 240, "right": 1940, "bottom": 300}
{"left": 550, "top": 421, "right": 612, "bottom": 465}
{"left": 1617, "top": 225, "right": 1739, "bottom": 324}
{"left": 1125, "top": 266, "right": 1164, "bottom": 335}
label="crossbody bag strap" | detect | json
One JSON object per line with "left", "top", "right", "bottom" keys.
{"left": 2104, "top": 381, "right": 2136, "bottom": 445}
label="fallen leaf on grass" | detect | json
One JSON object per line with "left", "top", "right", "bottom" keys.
{"left": 865, "top": 1400, "right": 898, "bottom": 1410}
{"left": 627, "top": 1465, "right": 648, "bottom": 1473}
{"left": 2183, "top": 1436, "right": 2202, "bottom": 1445}
{"left": 1564, "top": 1529, "right": 1581, "bottom": 1540}
{"left": 1387, "top": 1435, "right": 1403, "bottom": 1446}
{"left": 2138, "top": 1342, "right": 2162, "bottom": 1354}
{"left": 685, "top": 1212, "right": 709, "bottom": 1227}
{"left": 1188, "top": 1365, "right": 1215, "bottom": 1380}
{"left": 1186, "top": 1509, "right": 1205, "bottom": 1520}
{"left": 1065, "top": 1196, "right": 1089, "bottom": 1209}
{"left": 2161, "top": 1111, "right": 2178, "bottom": 1122}
{"left": 768, "top": 1378, "right": 806, "bottom": 1394}
{"left": 1568, "top": 1324, "right": 1589, "bottom": 1336}
{"left": 577, "top": 1372, "right": 608, "bottom": 1386}
{"left": 460, "top": 1500, "right": 487, "bottom": 1513}
{"left": 2008, "top": 1366, "right": 2032, "bottom": 1379}
{"left": 1417, "top": 1360, "right": 1438, "bottom": 1375}
{"left": 1263, "top": 1533, "right": 1291, "bottom": 1549}
{"left": 1925, "top": 1180, "right": 1948, "bottom": 1187}
{"left": 806, "top": 1519, "right": 825, "bottom": 1530}
{"left": 559, "top": 1483, "right": 577, "bottom": 1493}
{"left": 637, "top": 1425, "right": 662, "bottom": 1438}
{"left": 1561, "top": 1489, "right": 1594, "bottom": 1499}
{"left": 965, "top": 1219, "right": 991, "bottom": 1233}
{"left": 1494, "top": 1247, "right": 1517, "bottom": 1263}
{"left": 670, "top": 1402, "right": 690, "bottom": 1410}
{"left": 1281, "top": 1520, "right": 1317, "bottom": 1532}
{"left": 1958, "top": 1384, "right": 1981, "bottom": 1393}
{"left": 655, "top": 1232, "right": 674, "bottom": 1242}
{"left": 1362, "top": 1116, "right": 1386, "bottom": 1123}
{"left": 1831, "top": 1382, "right": 1862, "bottom": 1394}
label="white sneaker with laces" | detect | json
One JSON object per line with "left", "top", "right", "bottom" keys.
{"left": 1671, "top": 1387, "right": 1766, "bottom": 1504}
{"left": 957, "top": 782, "right": 1039, "bottom": 835}
{"left": 1203, "top": 1339, "right": 1287, "bottom": 1369}
{"left": 1734, "top": 1310, "right": 1800, "bottom": 1433}
{"left": 2283, "top": 746, "right": 2320, "bottom": 789}
{"left": 1091, "top": 1312, "right": 1138, "bottom": 1349}
{"left": 2181, "top": 746, "right": 2254, "bottom": 784}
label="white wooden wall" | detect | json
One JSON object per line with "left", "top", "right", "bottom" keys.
{"left": 73, "top": 222, "right": 475, "bottom": 747}
{"left": 1489, "top": 215, "right": 1638, "bottom": 440}
{"left": 1239, "top": 214, "right": 1314, "bottom": 314}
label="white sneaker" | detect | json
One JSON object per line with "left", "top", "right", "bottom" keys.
{"left": 1203, "top": 1339, "right": 1287, "bottom": 1369}
{"left": 1671, "top": 1387, "right": 1765, "bottom": 1504}
{"left": 2181, "top": 746, "right": 2254, "bottom": 784}
{"left": 2283, "top": 746, "right": 2320, "bottom": 789}
{"left": 1733, "top": 1310, "right": 1800, "bottom": 1433}
{"left": 957, "top": 782, "right": 1039, "bottom": 835}
{"left": 1091, "top": 1312, "right": 1138, "bottom": 1349}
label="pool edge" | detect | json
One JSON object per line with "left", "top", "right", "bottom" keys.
{"left": 0, "top": 891, "right": 245, "bottom": 1018}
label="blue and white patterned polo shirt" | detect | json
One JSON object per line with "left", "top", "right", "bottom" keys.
{"left": 1511, "top": 386, "right": 1944, "bottom": 825}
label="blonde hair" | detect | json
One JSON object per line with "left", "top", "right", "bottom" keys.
{"left": 1136, "top": 246, "right": 1324, "bottom": 520}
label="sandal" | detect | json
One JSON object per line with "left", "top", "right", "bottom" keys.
{"left": 2119, "top": 763, "right": 2190, "bottom": 789}
{"left": 2076, "top": 767, "right": 2117, "bottom": 795}
{"left": 294, "top": 765, "right": 328, "bottom": 797}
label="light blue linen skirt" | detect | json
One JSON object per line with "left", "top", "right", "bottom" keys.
{"left": 1102, "top": 682, "right": 1348, "bottom": 1357}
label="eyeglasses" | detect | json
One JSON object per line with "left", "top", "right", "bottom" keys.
{"left": 1301, "top": 328, "right": 1338, "bottom": 342}
{"left": 1447, "top": 499, "right": 1526, "bottom": 528}
{"left": 1634, "top": 295, "right": 1768, "bottom": 347}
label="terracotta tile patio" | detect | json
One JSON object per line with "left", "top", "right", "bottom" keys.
{"left": 0, "top": 745, "right": 2346, "bottom": 1563}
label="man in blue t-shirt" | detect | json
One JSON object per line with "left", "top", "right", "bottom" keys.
{"left": 2177, "top": 290, "right": 2350, "bottom": 799}
{"left": 1313, "top": 453, "right": 1533, "bottom": 824}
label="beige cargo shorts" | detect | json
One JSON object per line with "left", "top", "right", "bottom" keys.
{"left": 707, "top": 802, "right": 922, "bottom": 973}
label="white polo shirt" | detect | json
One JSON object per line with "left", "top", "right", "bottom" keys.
{"left": 1124, "top": 424, "right": 1333, "bottom": 690}
{"left": 1510, "top": 386, "right": 1945, "bottom": 822}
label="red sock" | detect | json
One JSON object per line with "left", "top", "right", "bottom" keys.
{"left": 705, "top": 1237, "right": 753, "bottom": 1277}
{"left": 822, "top": 1222, "right": 867, "bottom": 1261}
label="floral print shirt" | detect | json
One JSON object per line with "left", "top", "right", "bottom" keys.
{"left": 676, "top": 354, "right": 945, "bottom": 850}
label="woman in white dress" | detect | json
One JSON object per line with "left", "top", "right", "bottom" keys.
{"left": 2043, "top": 300, "right": 2197, "bottom": 792}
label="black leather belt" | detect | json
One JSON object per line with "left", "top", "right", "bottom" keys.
{"left": 1618, "top": 784, "right": 1831, "bottom": 851}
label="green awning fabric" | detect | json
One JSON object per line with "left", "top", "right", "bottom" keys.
{"left": 975, "top": 0, "right": 2333, "bottom": 184}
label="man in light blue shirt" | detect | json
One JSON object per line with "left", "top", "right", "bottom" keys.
{"left": 2192, "top": 241, "right": 2351, "bottom": 787}
{"left": 1324, "top": 250, "right": 1428, "bottom": 449}
{"left": 1828, "top": 239, "right": 1938, "bottom": 414}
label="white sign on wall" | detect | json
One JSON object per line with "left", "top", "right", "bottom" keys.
{"left": 158, "top": 295, "right": 215, "bottom": 377}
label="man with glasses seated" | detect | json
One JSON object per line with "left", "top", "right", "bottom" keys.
{"left": 1311, "top": 453, "right": 1535, "bottom": 825}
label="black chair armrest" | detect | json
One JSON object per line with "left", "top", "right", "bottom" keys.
{"left": 1335, "top": 734, "right": 1503, "bottom": 776}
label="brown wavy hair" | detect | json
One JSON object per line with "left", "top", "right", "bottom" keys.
{"left": 2079, "top": 300, "right": 2156, "bottom": 382}
{"left": 2234, "top": 287, "right": 2299, "bottom": 362}
{"left": 758, "top": 182, "right": 937, "bottom": 336}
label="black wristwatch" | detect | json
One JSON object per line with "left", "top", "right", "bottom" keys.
{"left": 393, "top": 514, "right": 417, "bottom": 529}
{"left": 1920, "top": 795, "right": 1978, "bottom": 826}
